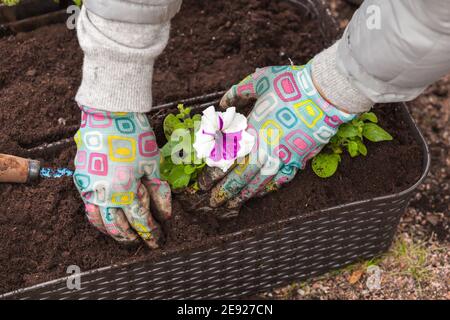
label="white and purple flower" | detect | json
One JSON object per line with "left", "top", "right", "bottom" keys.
{"left": 193, "top": 106, "right": 255, "bottom": 172}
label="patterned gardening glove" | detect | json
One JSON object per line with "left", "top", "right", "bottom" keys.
{"left": 73, "top": 106, "right": 172, "bottom": 248}
{"left": 198, "top": 63, "right": 356, "bottom": 218}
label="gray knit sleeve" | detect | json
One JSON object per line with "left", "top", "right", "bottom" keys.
{"left": 75, "top": 4, "right": 177, "bottom": 112}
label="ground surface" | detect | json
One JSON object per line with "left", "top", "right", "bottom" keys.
{"left": 0, "top": 0, "right": 422, "bottom": 294}
{"left": 0, "top": 0, "right": 447, "bottom": 299}
{"left": 259, "top": 0, "right": 449, "bottom": 300}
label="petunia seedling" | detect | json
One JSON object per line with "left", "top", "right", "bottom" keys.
{"left": 312, "top": 112, "right": 393, "bottom": 178}
{"left": 160, "top": 105, "right": 255, "bottom": 191}
{"left": 160, "top": 104, "right": 205, "bottom": 190}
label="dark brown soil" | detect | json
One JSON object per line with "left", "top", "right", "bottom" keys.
{"left": 0, "top": 23, "right": 81, "bottom": 155}
{"left": 0, "top": 0, "right": 423, "bottom": 294}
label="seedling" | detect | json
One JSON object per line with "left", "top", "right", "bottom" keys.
{"left": 312, "top": 112, "right": 393, "bottom": 178}
{"left": 160, "top": 104, "right": 205, "bottom": 190}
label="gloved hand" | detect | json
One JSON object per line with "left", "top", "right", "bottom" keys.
{"left": 198, "top": 63, "right": 356, "bottom": 217}
{"left": 73, "top": 105, "right": 172, "bottom": 248}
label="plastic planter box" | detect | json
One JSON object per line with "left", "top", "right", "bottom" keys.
{"left": 1, "top": 0, "right": 430, "bottom": 299}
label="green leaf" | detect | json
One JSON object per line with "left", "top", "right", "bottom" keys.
{"left": 160, "top": 159, "right": 174, "bottom": 180}
{"left": 312, "top": 153, "right": 341, "bottom": 178}
{"left": 185, "top": 118, "right": 194, "bottom": 129}
{"left": 160, "top": 104, "right": 207, "bottom": 191}
{"left": 172, "top": 175, "right": 191, "bottom": 189}
{"left": 337, "top": 123, "right": 359, "bottom": 138}
{"left": 163, "top": 114, "right": 182, "bottom": 140}
{"left": 356, "top": 139, "right": 368, "bottom": 156}
{"left": 357, "top": 127, "right": 363, "bottom": 138}
{"left": 160, "top": 141, "right": 174, "bottom": 158}
{"left": 347, "top": 141, "right": 359, "bottom": 157}
{"left": 192, "top": 114, "right": 202, "bottom": 122}
{"left": 363, "top": 123, "right": 393, "bottom": 142}
{"left": 169, "top": 166, "right": 191, "bottom": 189}
{"left": 177, "top": 104, "right": 185, "bottom": 113}
{"left": 359, "top": 112, "right": 378, "bottom": 123}
{"left": 176, "top": 104, "right": 191, "bottom": 119}
{"left": 184, "top": 165, "right": 196, "bottom": 175}
{"left": 329, "top": 135, "right": 340, "bottom": 145}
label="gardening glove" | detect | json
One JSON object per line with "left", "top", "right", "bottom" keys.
{"left": 199, "top": 62, "right": 357, "bottom": 218}
{"left": 73, "top": 105, "right": 172, "bottom": 248}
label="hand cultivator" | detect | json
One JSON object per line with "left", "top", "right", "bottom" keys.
{"left": 0, "top": 153, "right": 73, "bottom": 183}
{"left": 0, "top": 153, "right": 40, "bottom": 183}
{"left": 0, "top": 135, "right": 76, "bottom": 183}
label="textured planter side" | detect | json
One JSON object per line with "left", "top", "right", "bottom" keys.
{"left": 0, "top": 99, "right": 430, "bottom": 300}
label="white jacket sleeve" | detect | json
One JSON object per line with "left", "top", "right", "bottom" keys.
{"left": 75, "top": 1, "right": 182, "bottom": 113}
{"left": 312, "top": 0, "right": 450, "bottom": 113}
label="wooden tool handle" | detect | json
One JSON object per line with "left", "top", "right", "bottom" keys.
{"left": 0, "top": 154, "right": 40, "bottom": 183}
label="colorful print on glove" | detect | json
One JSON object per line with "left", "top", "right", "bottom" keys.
{"left": 212, "top": 62, "right": 357, "bottom": 208}
{"left": 73, "top": 106, "right": 161, "bottom": 208}
{"left": 244, "top": 62, "right": 356, "bottom": 171}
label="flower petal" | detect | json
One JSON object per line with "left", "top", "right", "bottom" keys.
{"left": 206, "top": 157, "right": 235, "bottom": 172}
{"left": 202, "top": 106, "right": 219, "bottom": 132}
{"left": 220, "top": 107, "right": 237, "bottom": 131}
{"left": 223, "top": 112, "right": 248, "bottom": 133}
{"left": 194, "top": 105, "right": 254, "bottom": 172}
{"left": 195, "top": 128, "right": 215, "bottom": 144}
{"left": 193, "top": 130, "right": 215, "bottom": 158}
{"left": 194, "top": 140, "right": 216, "bottom": 158}
{"left": 236, "top": 131, "right": 256, "bottom": 158}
